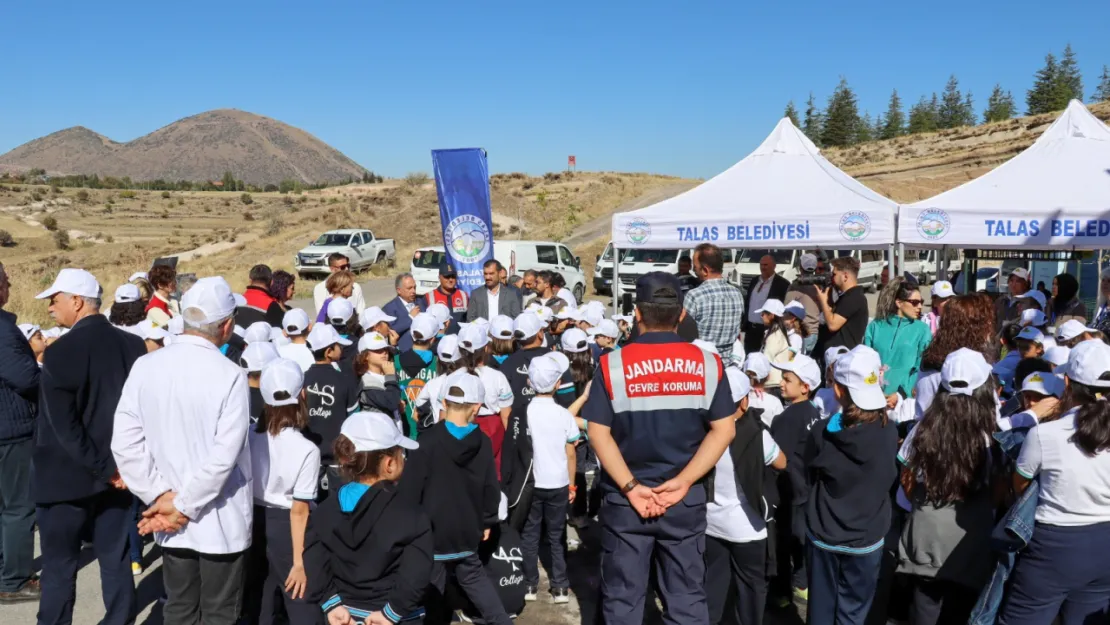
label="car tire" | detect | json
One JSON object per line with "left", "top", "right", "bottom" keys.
{"left": 376, "top": 252, "right": 386, "bottom": 266}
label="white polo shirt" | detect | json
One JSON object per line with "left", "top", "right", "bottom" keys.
{"left": 250, "top": 427, "right": 320, "bottom": 509}
{"left": 1018, "top": 408, "right": 1110, "bottom": 526}
{"left": 707, "top": 429, "right": 780, "bottom": 543}
{"left": 313, "top": 281, "right": 367, "bottom": 316}
{"left": 475, "top": 365, "right": 514, "bottom": 417}
{"left": 748, "top": 391, "right": 783, "bottom": 428}
{"left": 527, "top": 397, "right": 581, "bottom": 489}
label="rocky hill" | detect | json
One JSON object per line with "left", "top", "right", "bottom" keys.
{"left": 0, "top": 109, "right": 369, "bottom": 184}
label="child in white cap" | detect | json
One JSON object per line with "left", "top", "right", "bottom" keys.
{"left": 488, "top": 314, "right": 517, "bottom": 368}
{"left": 519, "top": 353, "right": 581, "bottom": 604}
{"left": 109, "top": 283, "right": 147, "bottom": 337}
{"left": 923, "top": 281, "right": 954, "bottom": 336}
{"left": 18, "top": 323, "right": 46, "bottom": 366}
{"left": 756, "top": 299, "right": 792, "bottom": 395}
{"left": 814, "top": 346, "right": 849, "bottom": 420}
{"left": 743, "top": 353, "right": 784, "bottom": 427}
{"left": 457, "top": 324, "right": 515, "bottom": 475}
{"left": 395, "top": 313, "right": 442, "bottom": 440}
{"left": 413, "top": 335, "right": 465, "bottom": 429}
{"left": 276, "top": 308, "right": 314, "bottom": 372}
{"left": 353, "top": 331, "right": 400, "bottom": 418}
{"left": 248, "top": 358, "right": 321, "bottom": 625}
{"left": 303, "top": 411, "right": 429, "bottom": 625}
{"left": 239, "top": 341, "right": 279, "bottom": 428}
{"left": 303, "top": 324, "right": 359, "bottom": 501}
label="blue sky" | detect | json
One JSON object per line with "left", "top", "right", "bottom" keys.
{"left": 1, "top": 0, "right": 1108, "bottom": 180}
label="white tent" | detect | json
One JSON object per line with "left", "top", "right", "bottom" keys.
{"left": 900, "top": 100, "right": 1110, "bottom": 250}
{"left": 610, "top": 117, "right": 897, "bottom": 250}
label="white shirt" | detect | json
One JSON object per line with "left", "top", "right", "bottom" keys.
{"left": 813, "top": 387, "right": 840, "bottom": 420}
{"left": 487, "top": 287, "right": 501, "bottom": 318}
{"left": 313, "top": 281, "right": 367, "bottom": 316}
{"left": 111, "top": 335, "right": 253, "bottom": 554}
{"left": 787, "top": 330, "right": 802, "bottom": 352}
{"left": 707, "top": 429, "right": 780, "bottom": 542}
{"left": 913, "top": 371, "right": 942, "bottom": 420}
{"left": 1017, "top": 408, "right": 1110, "bottom": 526}
{"left": 250, "top": 427, "right": 320, "bottom": 509}
{"left": 476, "top": 366, "right": 513, "bottom": 416}
{"left": 278, "top": 342, "right": 315, "bottom": 373}
{"left": 527, "top": 397, "right": 581, "bottom": 489}
{"left": 747, "top": 276, "right": 773, "bottom": 325}
{"left": 556, "top": 287, "right": 577, "bottom": 310}
{"left": 749, "top": 391, "right": 783, "bottom": 428}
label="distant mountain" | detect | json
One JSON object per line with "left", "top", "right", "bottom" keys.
{"left": 0, "top": 109, "right": 369, "bottom": 184}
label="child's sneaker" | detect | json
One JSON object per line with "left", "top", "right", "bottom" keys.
{"left": 524, "top": 586, "right": 538, "bottom": 602}
{"left": 793, "top": 586, "right": 809, "bottom": 606}
{"left": 131, "top": 562, "right": 143, "bottom": 576}
{"left": 552, "top": 588, "right": 570, "bottom": 604}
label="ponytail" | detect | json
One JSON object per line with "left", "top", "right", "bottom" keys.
{"left": 1066, "top": 376, "right": 1110, "bottom": 456}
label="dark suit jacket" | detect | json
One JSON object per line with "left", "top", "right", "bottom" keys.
{"left": 34, "top": 314, "right": 146, "bottom": 504}
{"left": 741, "top": 274, "right": 790, "bottom": 331}
{"left": 383, "top": 296, "right": 417, "bottom": 352}
{"left": 466, "top": 286, "right": 523, "bottom": 321}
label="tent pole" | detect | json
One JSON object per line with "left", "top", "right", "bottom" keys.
{"left": 938, "top": 246, "right": 949, "bottom": 282}
{"left": 612, "top": 246, "right": 620, "bottom": 315}
{"left": 897, "top": 243, "right": 906, "bottom": 278}
{"left": 887, "top": 243, "right": 896, "bottom": 280}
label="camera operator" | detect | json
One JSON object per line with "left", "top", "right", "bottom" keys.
{"left": 814, "top": 255, "right": 868, "bottom": 355}
{"left": 741, "top": 255, "right": 790, "bottom": 355}
{"left": 784, "top": 253, "right": 823, "bottom": 354}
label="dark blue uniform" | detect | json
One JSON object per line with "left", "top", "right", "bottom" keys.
{"left": 584, "top": 331, "right": 734, "bottom": 625}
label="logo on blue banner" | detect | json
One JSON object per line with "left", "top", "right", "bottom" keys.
{"left": 432, "top": 148, "right": 495, "bottom": 294}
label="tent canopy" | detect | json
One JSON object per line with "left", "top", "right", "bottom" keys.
{"left": 900, "top": 100, "right": 1110, "bottom": 250}
{"left": 610, "top": 118, "right": 897, "bottom": 250}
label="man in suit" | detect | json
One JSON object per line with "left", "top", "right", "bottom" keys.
{"left": 384, "top": 272, "right": 421, "bottom": 351}
{"left": 467, "top": 260, "right": 523, "bottom": 321}
{"left": 742, "top": 254, "right": 790, "bottom": 355}
{"left": 33, "top": 269, "right": 147, "bottom": 625}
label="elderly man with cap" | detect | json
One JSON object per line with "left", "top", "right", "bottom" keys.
{"left": 0, "top": 262, "right": 42, "bottom": 605}
{"left": 785, "top": 253, "right": 823, "bottom": 354}
{"left": 421, "top": 263, "right": 469, "bottom": 323}
{"left": 32, "top": 268, "right": 147, "bottom": 624}
{"left": 112, "top": 276, "right": 254, "bottom": 624}
{"left": 584, "top": 271, "right": 736, "bottom": 625}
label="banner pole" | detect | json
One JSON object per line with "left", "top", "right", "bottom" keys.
{"left": 612, "top": 246, "right": 621, "bottom": 315}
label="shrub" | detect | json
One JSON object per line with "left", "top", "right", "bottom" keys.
{"left": 264, "top": 184, "right": 279, "bottom": 193}
{"left": 107, "top": 198, "right": 115, "bottom": 205}
{"left": 223, "top": 199, "right": 230, "bottom": 207}
{"left": 266, "top": 216, "right": 283, "bottom": 236}
{"left": 50, "top": 185, "right": 61, "bottom": 194}
{"left": 119, "top": 190, "right": 136, "bottom": 199}
{"left": 42, "top": 215, "right": 58, "bottom": 231}
{"left": 404, "top": 172, "right": 430, "bottom": 187}
{"left": 161, "top": 211, "right": 169, "bottom": 219}
{"left": 297, "top": 195, "right": 308, "bottom": 204}
{"left": 104, "top": 205, "right": 112, "bottom": 213}
{"left": 105, "top": 234, "right": 114, "bottom": 243}
{"left": 240, "top": 193, "right": 253, "bottom": 205}
{"left": 0, "top": 230, "right": 13, "bottom": 247}
{"left": 11, "top": 186, "right": 21, "bottom": 192}
{"left": 243, "top": 212, "right": 255, "bottom": 221}
{"left": 161, "top": 191, "right": 171, "bottom": 199}
{"left": 177, "top": 197, "right": 184, "bottom": 205}
{"left": 204, "top": 206, "right": 212, "bottom": 213}
{"left": 76, "top": 190, "right": 89, "bottom": 202}
{"left": 30, "top": 192, "right": 42, "bottom": 202}
{"left": 53, "top": 229, "right": 70, "bottom": 250}
{"left": 282, "top": 195, "right": 293, "bottom": 206}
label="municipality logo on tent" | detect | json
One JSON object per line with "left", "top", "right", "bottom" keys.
{"left": 838, "top": 211, "right": 871, "bottom": 241}
{"left": 626, "top": 218, "right": 651, "bottom": 245}
{"left": 916, "top": 209, "right": 950, "bottom": 241}
{"left": 445, "top": 214, "right": 491, "bottom": 262}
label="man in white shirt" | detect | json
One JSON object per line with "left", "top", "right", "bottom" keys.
{"left": 112, "top": 276, "right": 254, "bottom": 624}
{"left": 312, "top": 253, "right": 367, "bottom": 316}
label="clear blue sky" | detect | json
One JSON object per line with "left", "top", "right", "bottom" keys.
{"left": 1, "top": 0, "right": 1108, "bottom": 180}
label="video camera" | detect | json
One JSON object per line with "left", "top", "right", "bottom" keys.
{"left": 796, "top": 272, "right": 831, "bottom": 289}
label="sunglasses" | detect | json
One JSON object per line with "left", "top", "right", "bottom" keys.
{"left": 902, "top": 299, "right": 925, "bottom": 307}
{"left": 332, "top": 263, "right": 351, "bottom": 271}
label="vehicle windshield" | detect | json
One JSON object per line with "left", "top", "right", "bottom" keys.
{"left": 733, "top": 249, "right": 794, "bottom": 265}
{"left": 977, "top": 268, "right": 999, "bottom": 278}
{"left": 313, "top": 233, "right": 352, "bottom": 247}
{"left": 601, "top": 245, "right": 630, "bottom": 262}
{"left": 621, "top": 249, "right": 680, "bottom": 264}
{"left": 412, "top": 249, "right": 448, "bottom": 268}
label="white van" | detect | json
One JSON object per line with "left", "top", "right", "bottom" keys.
{"left": 411, "top": 240, "right": 588, "bottom": 301}
{"left": 918, "top": 248, "right": 963, "bottom": 283}
{"left": 728, "top": 248, "right": 885, "bottom": 292}
{"left": 608, "top": 246, "right": 743, "bottom": 299}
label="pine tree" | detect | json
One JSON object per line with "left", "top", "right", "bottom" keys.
{"left": 983, "top": 84, "right": 1017, "bottom": 123}
{"left": 1027, "top": 53, "right": 1060, "bottom": 115}
{"left": 1094, "top": 66, "right": 1110, "bottom": 103}
{"left": 803, "top": 93, "right": 824, "bottom": 146}
{"left": 1055, "top": 43, "right": 1084, "bottom": 105}
{"left": 221, "top": 171, "right": 236, "bottom": 191}
{"left": 856, "top": 112, "right": 874, "bottom": 144}
{"left": 907, "top": 94, "right": 939, "bottom": 134}
{"left": 872, "top": 114, "right": 885, "bottom": 140}
{"left": 961, "top": 91, "right": 976, "bottom": 127}
{"left": 938, "top": 75, "right": 967, "bottom": 129}
{"left": 820, "top": 78, "right": 862, "bottom": 147}
{"left": 880, "top": 89, "right": 905, "bottom": 139}
{"left": 784, "top": 101, "right": 801, "bottom": 127}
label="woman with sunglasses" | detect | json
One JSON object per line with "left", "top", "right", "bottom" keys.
{"left": 864, "top": 276, "right": 932, "bottom": 408}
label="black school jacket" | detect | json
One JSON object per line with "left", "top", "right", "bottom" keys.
{"left": 304, "top": 482, "right": 433, "bottom": 618}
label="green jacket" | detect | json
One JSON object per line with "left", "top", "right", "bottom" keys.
{"left": 863, "top": 316, "right": 932, "bottom": 397}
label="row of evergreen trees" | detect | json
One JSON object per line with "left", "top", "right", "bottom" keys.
{"left": 786, "top": 45, "right": 1110, "bottom": 148}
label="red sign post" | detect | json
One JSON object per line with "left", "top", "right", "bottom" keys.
{"left": 568, "top": 155, "right": 576, "bottom": 172}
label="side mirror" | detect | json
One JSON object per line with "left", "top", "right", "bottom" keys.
{"left": 595, "top": 254, "right": 600, "bottom": 263}
{"left": 575, "top": 256, "right": 581, "bottom": 268}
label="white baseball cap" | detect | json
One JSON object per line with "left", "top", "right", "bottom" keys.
{"left": 611, "top": 314, "right": 633, "bottom": 325}
{"left": 528, "top": 353, "right": 570, "bottom": 393}
{"left": 167, "top": 316, "right": 184, "bottom": 335}
{"left": 489, "top": 315, "right": 515, "bottom": 340}
{"left": 260, "top": 358, "right": 305, "bottom": 407}
{"left": 588, "top": 319, "right": 621, "bottom": 340}
{"left": 41, "top": 327, "right": 66, "bottom": 340}
{"left": 725, "top": 366, "right": 752, "bottom": 403}
{"left": 1044, "top": 345, "right": 1071, "bottom": 368}
{"left": 1017, "top": 327, "right": 1045, "bottom": 344}
{"left": 783, "top": 301, "right": 807, "bottom": 320}
{"left": 744, "top": 352, "right": 771, "bottom": 380}
{"left": 833, "top": 345, "right": 887, "bottom": 410}
{"left": 755, "top": 299, "right": 785, "bottom": 317}
{"left": 137, "top": 318, "right": 168, "bottom": 342}
{"left": 340, "top": 410, "right": 419, "bottom": 451}
{"left": 128, "top": 271, "right": 148, "bottom": 283}
{"left": 799, "top": 254, "right": 818, "bottom": 272}
{"left": 1041, "top": 336, "right": 1058, "bottom": 351}
{"left": 1021, "top": 371, "right": 1062, "bottom": 398}
{"left": 824, "top": 346, "right": 850, "bottom": 369}
{"left": 241, "top": 341, "right": 280, "bottom": 373}
{"left": 244, "top": 321, "right": 273, "bottom": 345}
{"left": 940, "top": 348, "right": 993, "bottom": 396}
{"left": 359, "top": 306, "right": 396, "bottom": 331}
{"left": 36, "top": 268, "right": 101, "bottom": 300}
{"left": 1065, "top": 339, "right": 1110, "bottom": 387}
{"left": 179, "top": 277, "right": 237, "bottom": 327}
{"left": 306, "top": 324, "right": 351, "bottom": 351}
{"left": 327, "top": 298, "right": 355, "bottom": 325}
{"left": 1010, "top": 268, "right": 1031, "bottom": 283}
{"left": 426, "top": 303, "right": 451, "bottom": 327}
{"left": 437, "top": 334, "right": 461, "bottom": 362}
{"left": 582, "top": 303, "right": 606, "bottom": 328}
{"left": 532, "top": 306, "right": 555, "bottom": 323}
{"left": 270, "top": 327, "right": 291, "bottom": 346}
{"left": 17, "top": 323, "right": 41, "bottom": 341}
{"left": 114, "top": 284, "right": 141, "bottom": 304}
{"left": 561, "top": 328, "right": 590, "bottom": 353}
{"left": 410, "top": 313, "right": 440, "bottom": 342}
{"left": 931, "top": 280, "right": 955, "bottom": 299}
{"left": 555, "top": 307, "right": 580, "bottom": 321}
{"left": 358, "top": 331, "right": 391, "bottom": 352}
{"left": 282, "top": 309, "right": 311, "bottom": 336}
{"left": 1021, "top": 309, "right": 1047, "bottom": 328}
{"left": 458, "top": 324, "right": 490, "bottom": 352}
{"left": 443, "top": 369, "right": 485, "bottom": 404}
{"left": 461, "top": 317, "right": 490, "bottom": 334}
{"left": 772, "top": 353, "right": 822, "bottom": 389}
{"left": 1017, "top": 290, "right": 1046, "bottom": 309}
{"left": 1056, "top": 319, "right": 1096, "bottom": 342}
{"left": 693, "top": 339, "right": 719, "bottom": 354}
{"left": 513, "top": 312, "right": 546, "bottom": 341}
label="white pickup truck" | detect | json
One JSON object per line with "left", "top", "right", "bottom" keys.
{"left": 295, "top": 228, "right": 395, "bottom": 278}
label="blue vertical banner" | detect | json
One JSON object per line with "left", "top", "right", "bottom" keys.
{"left": 432, "top": 148, "right": 495, "bottom": 294}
